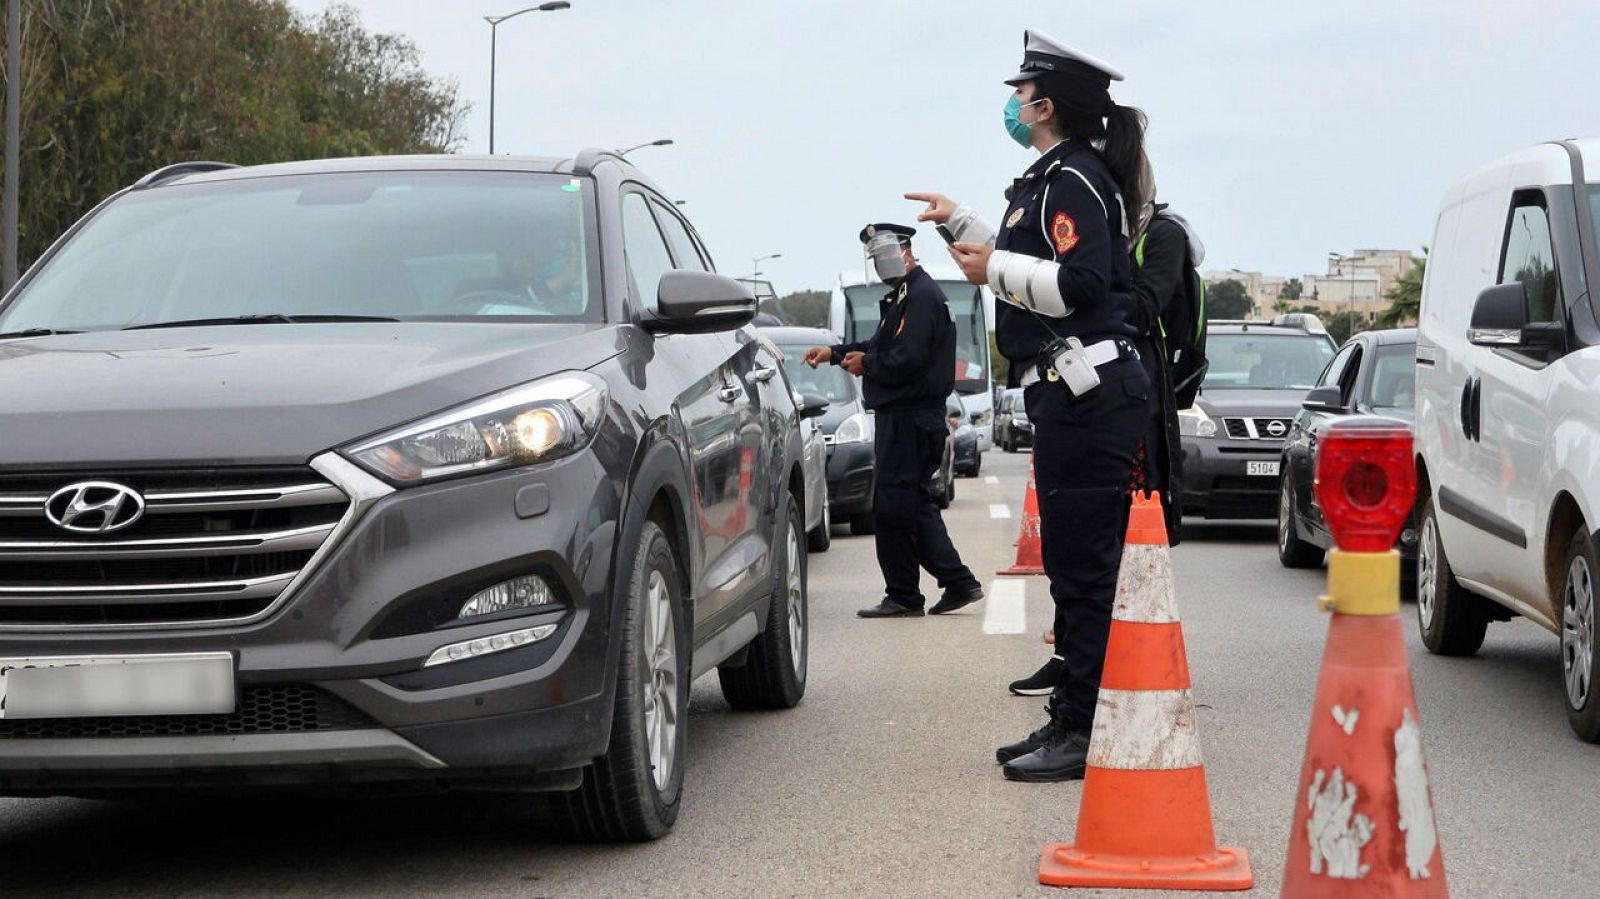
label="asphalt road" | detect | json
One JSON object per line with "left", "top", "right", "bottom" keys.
{"left": 0, "top": 449, "right": 1596, "bottom": 898}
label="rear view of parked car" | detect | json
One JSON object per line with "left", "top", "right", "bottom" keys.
{"left": 995, "top": 387, "right": 1032, "bottom": 453}
{"left": 1414, "top": 138, "right": 1600, "bottom": 741}
{"left": 0, "top": 151, "right": 813, "bottom": 839}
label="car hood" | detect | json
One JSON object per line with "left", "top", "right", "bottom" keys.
{"left": 0, "top": 323, "right": 624, "bottom": 468}
{"left": 816, "top": 400, "right": 863, "bottom": 434}
{"left": 1194, "top": 388, "right": 1313, "bottom": 418}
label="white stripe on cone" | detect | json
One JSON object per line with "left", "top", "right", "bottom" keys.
{"left": 1112, "top": 543, "right": 1180, "bottom": 624}
{"left": 1087, "top": 688, "right": 1205, "bottom": 770}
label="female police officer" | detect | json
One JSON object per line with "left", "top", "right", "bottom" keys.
{"left": 907, "top": 30, "right": 1153, "bottom": 782}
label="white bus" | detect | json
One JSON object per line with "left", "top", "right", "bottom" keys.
{"left": 829, "top": 267, "right": 996, "bottom": 452}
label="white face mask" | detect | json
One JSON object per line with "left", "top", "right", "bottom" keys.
{"left": 865, "top": 232, "right": 908, "bottom": 281}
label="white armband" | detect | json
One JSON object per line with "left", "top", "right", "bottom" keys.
{"left": 987, "top": 250, "right": 1071, "bottom": 318}
{"left": 947, "top": 204, "right": 997, "bottom": 248}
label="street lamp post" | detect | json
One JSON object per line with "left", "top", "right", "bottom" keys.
{"left": 617, "top": 139, "right": 673, "bottom": 156}
{"left": 751, "top": 253, "right": 781, "bottom": 283}
{"left": 4, "top": 0, "right": 20, "bottom": 291}
{"left": 485, "top": 2, "right": 571, "bottom": 155}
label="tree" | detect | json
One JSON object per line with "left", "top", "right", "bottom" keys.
{"left": 1, "top": 0, "right": 467, "bottom": 270}
{"left": 1272, "top": 298, "right": 1293, "bottom": 315}
{"left": 1206, "top": 279, "right": 1252, "bottom": 320}
{"left": 776, "top": 289, "right": 831, "bottom": 328}
{"left": 1377, "top": 252, "right": 1427, "bottom": 328}
{"left": 1279, "top": 277, "right": 1303, "bottom": 301}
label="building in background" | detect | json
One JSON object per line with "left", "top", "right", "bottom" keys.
{"left": 1203, "top": 249, "right": 1417, "bottom": 323}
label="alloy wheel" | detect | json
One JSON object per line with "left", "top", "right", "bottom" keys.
{"left": 641, "top": 569, "right": 678, "bottom": 792}
{"left": 1418, "top": 515, "right": 1439, "bottom": 629}
{"left": 786, "top": 516, "right": 806, "bottom": 681}
{"left": 1562, "top": 553, "right": 1595, "bottom": 711}
{"left": 1278, "top": 480, "right": 1294, "bottom": 556}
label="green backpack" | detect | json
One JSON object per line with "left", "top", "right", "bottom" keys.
{"left": 1135, "top": 215, "right": 1209, "bottom": 409}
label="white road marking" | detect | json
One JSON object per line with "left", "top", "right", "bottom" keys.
{"left": 984, "top": 476, "right": 1000, "bottom": 485}
{"left": 982, "top": 579, "right": 1027, "bottom": 635}
{"left": 988, "top": 504, "right": 1012, "bottom": 519}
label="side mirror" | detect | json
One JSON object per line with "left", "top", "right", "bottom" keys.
{"left": 969, "top": 411, "right": 982, "bottom": 424}
{"left": 1468, "top": 282, "right": 1529, "bottom": 347}
{"left": 1303, "top": 385, "right": 1345, "bottom": 414}
{"left": 643, "top": 271, "right": 756, "bottom": 334}
{"left": 798, "top": 393, "right": 829, "bottom": 420}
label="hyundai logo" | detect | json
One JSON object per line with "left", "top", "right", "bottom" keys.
{"left": 44, "top": 482, "right": 146, "bottom": 534}
{"left": 1265, "top": 420, "right": 1288, "bottom": 438}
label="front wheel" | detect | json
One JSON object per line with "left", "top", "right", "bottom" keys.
{"left": 1277, "top": 475, "right": 1325, "bottom": 569}
{"left": 1560, "top": 528, "right": 1600, "bottom": 742}
{"left": 719, "top": 494, "right": 807, "bottom": 710}
{"left": 558, "top": 520, "right": 688, "bottom": 841}
{"left": 1416, "top": 498, "right": 1488, "bottom": 657}
{"left": 807, "top": 497, "right": 832, "bottom": 553}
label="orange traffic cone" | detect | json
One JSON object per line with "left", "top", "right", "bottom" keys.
{"left": 1039, "top": 492, "right": 1254, "bottom": 891}
{"left": 998, "top": 457, "right": 1044, "bottom": 576}
{"left": 1279, "top": 550, "right": 1449, "bottom": 897}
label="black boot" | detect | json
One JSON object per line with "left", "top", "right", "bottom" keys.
{"left": 1007, "top": 655, "right": 1063, "bottom": 696}
{"left": 995, "top": 702, "right": 1067, "bottom": 764}
{"left": 1002, "top": 725, "right": 1091, "bottom": 783}
{"left": 928, "top": 585, "right": 984, "bottom": 615}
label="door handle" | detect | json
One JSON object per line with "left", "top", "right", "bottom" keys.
{"left": 1460, "top": 379, "right": 1474, "bottom": 440}
{"left": 751, "top": 366, "right": 777, "bottom": 383}
{"left": 1469, "top": 377, "right": 1482, "bottom": 441}
{"left": 718, "top": 385, "right": 743, "bottom": 403}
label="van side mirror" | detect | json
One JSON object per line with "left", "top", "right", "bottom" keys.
{"left": 1468, "top": 283, "right": 1529, "bottom": 347}
{"left": 1303, "top": 385, "right": 1345, "bottom": 414}
{"left": 642, "top": 271, "right": 757, "bottom": 334}
{"left": 798, "top": 393, "right": 829, "bottom": 420}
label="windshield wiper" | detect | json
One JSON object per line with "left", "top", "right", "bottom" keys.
{"left": 0, "top": 328, "right": 81, "bottom": 340}
{"left": 124, "top": 314, "right": 400, "bottom": 331}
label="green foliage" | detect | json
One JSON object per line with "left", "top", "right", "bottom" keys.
{"left": 2, "top": 0, "right": 467, "bottom": 269}
{"left": 775, "top": 289, "right": 831, "bottom": 328}
{"left": 988, "top": 329, "right": 1009, "bottom": 384}
{"left": 1206, "top": 279, "right": 1252, "bottom": 320}
{"left": 1323, "top": 310, "right": 1367, "bottom": 345}
{"left": 1376, "top": 253, "right": 1427, "bottom": 328}
{"left": 1279, "top": 277, "right": 1303, "bottom": 300}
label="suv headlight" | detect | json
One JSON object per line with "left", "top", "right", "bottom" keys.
{"left": 834, "top": 411, "right": 873, "bottom": 445}
{"left": 344, "top": 372, "right": 607, "bottom": 484}
{"left": 1178, "top": 406, "right": 1218, "bottom": 438}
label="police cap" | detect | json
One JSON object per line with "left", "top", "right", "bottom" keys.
{"left": 1004, "top": 29, "right": 1124, "bottom": 88}
{"left": 860, "top": 223, "right": 916, "bottom": 246}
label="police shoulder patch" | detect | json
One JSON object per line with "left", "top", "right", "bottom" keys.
{"left": 1006, "top": 207, "right": 1026, "bottom": 229}
{"left": 1051, "top": 212, "right": 1079, "bottom": 254}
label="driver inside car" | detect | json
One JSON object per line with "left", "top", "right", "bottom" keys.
{"left": 453, "top": 238, "right": 585, "bottom": 316}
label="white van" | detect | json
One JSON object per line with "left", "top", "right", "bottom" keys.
{"left": 1415, "top": 138, "right": 1600, "bottom": 742}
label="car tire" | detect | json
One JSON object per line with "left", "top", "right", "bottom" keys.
{"left": 973, "top": 454, "right": 982, "bottom": 476}
{"left": 1003, "top": 433, "right": 1015, "bottom": 453}
{"left": 849, "top": 511, "right": 875, "bottom": 535}
{"left": 719, "top": 494, "right": 807, "bottom": 710}
{"left": 1559, "top": 528, "right": 1600, "bottom": 743}
{"left": 807, "top": 497, "right": 831, "bottom": 553}
{"left": 1277, "top": 475, "right": 1325, "bottom": 569}
{"left": 557, "top": 520, "right": 688, "bottom": 842}
{"left": 1416, "top": 497, "right": 1489, "bottom": 657}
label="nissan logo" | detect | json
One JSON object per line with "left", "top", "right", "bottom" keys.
{"left": 1266, "top": 420, "right": 1288, "bottom": 438}
{"left": 44, "top": 482, "right": 146, "bottom": 534}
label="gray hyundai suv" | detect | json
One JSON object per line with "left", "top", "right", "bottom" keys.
{"left": 0, "top": 152, "right": 813, "bottom": 841}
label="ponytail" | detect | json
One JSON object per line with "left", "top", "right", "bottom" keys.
{"left": 1032, "top": 73, "right": 1151, "bottom": 223}
{"left": 1103, "top": 104, "right": 1150, "bottom": 224}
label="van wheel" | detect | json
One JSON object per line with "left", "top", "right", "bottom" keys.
{"left": 1416, "top": 498, "right": 1488, "bottom": 656}
{"left": 718, "top": 494, "right": 807, "bottom": 710}
{"left": 1560, "top": 529, "right": 1600, "bottom": 742}
{"left": 807, "top": 499, "right": 831, "bottom": 553}
{"left": 558, "top": 521, "right": 687, "bottom": 841}
{"left": 1277, "top": 476, "right": 1325, "bottom": 569}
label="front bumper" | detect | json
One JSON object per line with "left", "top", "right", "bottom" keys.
{"left": 0, "top": 452, "right": 623, "bottom": 787}
{"left": 826, "top": 440, "right": 875, "bottom": 516}
{"left": 1181, "top": 437, "right": 1283, "bottom": 519}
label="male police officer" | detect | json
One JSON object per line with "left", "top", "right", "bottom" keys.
{"left": 804, "top": 224, "right": 983, "bottom": 618}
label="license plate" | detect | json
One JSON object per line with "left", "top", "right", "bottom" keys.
{"left": 1247, "top": 461, "right": 1281, "bottom": 478}
{"left": 0, "top": 652, "right": 234, "bottom": 720}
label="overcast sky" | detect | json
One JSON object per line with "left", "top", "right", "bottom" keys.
{"left": 288, "top": 0, "right": 1600, "bottom": 293}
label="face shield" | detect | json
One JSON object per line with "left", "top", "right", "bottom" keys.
{"left": 865, "top": 231, "right": 908, "bottom": 281}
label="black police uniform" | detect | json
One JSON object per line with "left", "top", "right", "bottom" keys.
{"left": 831, "top": 264, "right": 981, "bottom": 613}
{"left": 993, "top": 139, "right": 1151, "bottom": 732}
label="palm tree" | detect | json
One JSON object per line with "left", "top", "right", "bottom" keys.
{"left": 1377, "top": 252, "right": 1426, "bottom": 328}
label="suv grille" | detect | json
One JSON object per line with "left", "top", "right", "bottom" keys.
{"left": 1222, "top": 417, "right": 1294, "bottom": 441}
{"left": 0, "top": 685, "right": 374, "bottom": 738}
{"left": 0, "top": 469, "right": 349, "bottom": 627}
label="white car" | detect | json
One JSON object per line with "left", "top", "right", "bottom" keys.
{"left": 1414, "top": 138, "right": 1600, "bottom": 741}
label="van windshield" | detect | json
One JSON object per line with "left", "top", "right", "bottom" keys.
{"left": 0, "top": 171, "right": 602, "bottom": 333}
{"left": 1202, "top": 333, "right": 1336, "bottom": 390}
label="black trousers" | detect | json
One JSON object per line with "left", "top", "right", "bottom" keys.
{"left": 872, "top": 406, "right": 980, "bottom": 610}
{"left": 1025, "top": 358, "right": 1151, "bottom": 731}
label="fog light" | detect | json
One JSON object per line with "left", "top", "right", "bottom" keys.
{"left": 423, "top": 624, "right": 558, "bottom": 668}
{"left": 459, "top": 575, "right": 556, "bottom": 618}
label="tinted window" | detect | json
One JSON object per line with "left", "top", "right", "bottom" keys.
{"left": 1201, "top": 333, "right": 1337, "bottom": 390}
{"left": 1500, "top": 196, "right": 1560, "bottom": 323}
{"left": 775, "top": 344, "right": 855, "bottom": 404}
{"left": 622, "top": 193, "right": 676, "bottom": 312}
{"left": 0, "top": 172, "right": 600, "bottom": 332}
{"left": 652, "top": 203, "right": 709, "bottom": 272}
{"left": 1366, "top": 343, "right": 1417, "bottom": 412}
{"left": 1319, "top": 342, "right": 1358, "bottom": 389}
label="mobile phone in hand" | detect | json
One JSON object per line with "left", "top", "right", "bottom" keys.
{"left": 936, "top": 224, "right": 956, "bottom": 245}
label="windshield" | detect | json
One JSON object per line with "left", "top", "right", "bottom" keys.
{"left": 776, "top": 345, "right": 856, "bottom": 404}
{"left": 840, "top": 278, "right": 991, "bottom": 395}
{"left": 0, "top": 171, "right": 601, "bottom": 333}
{"left": 1366, "top": 343, "right": 1417, "bottom": 412}
{"left": 1202, "top": 332, "right": 1336, "bottom": 390}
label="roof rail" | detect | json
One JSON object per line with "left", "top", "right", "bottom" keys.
{"left": 133, "top": 161, "right": 239, "bottom": 189}
{"left": 571, "top": 147, "right": 625, "bottom": 176}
